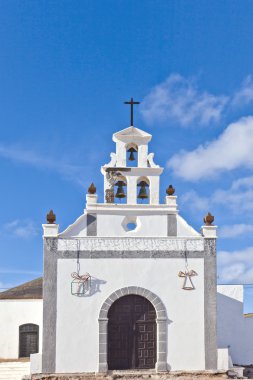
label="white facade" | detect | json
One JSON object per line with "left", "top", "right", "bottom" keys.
{"left": 0, "top": 299, "right": 43, "bottom": 359}
{"left": 55, "top": 257, "right": 205, "bottom": 373}
{"left": 40, "top": 125, "right": 218, "bottom": 374}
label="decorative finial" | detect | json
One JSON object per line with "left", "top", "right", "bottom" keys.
{"left": 166, "top": 185, "right": 175, "bottom": 196}
{"left": 204, "top": 212, "right": 214, "bottom": 226}
{"left": 47, "top": 210, "right": 56, "bottom": 224}
{"left": 88, "top": 182, "right": 96, "bottom": 194}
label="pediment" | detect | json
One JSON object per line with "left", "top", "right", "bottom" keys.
{"left": 113, "top": 126, "right": 152, "bottom": 143}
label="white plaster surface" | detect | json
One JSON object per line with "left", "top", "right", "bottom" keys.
{"left": 0, "top": 299, "right": 43, "bottom": 359}
{"left": 104, "top": 152, "right": 117, "bottom": 167}
{"left": 86, "top": 194, "right": 98, "bottom": 205}
{"left": 217, "top": 348, "right": 229, "bottom": 370}
{"left": 147, "top": 152, "right": 159, "bottom": 168}
{"left": 177, "top": 215, "right": 201, "bottom": 237}
{"left": 86, "top": 203, "right": 178, "bottom": 213}
{"left": 96, "top": 214, "right": 168, "bottom": 237}
{"left": 56, "top": 258, "right": 205, "bottom": 373}
{"left": 59, "top": 211, "right": 201, "bottom": 239}
{"left": 59, "top": 214, "right": 87, "bottom": 238}
{"left": 217, "top": 285, "right": 253, "bottom": 365}
{"left": 201, "top": 225, "right": 217, "bottom": 238}
{"left": 42, "top": 224, "right": 59, "bottom": 237}
{"left": 138, "top": 144, "right": 148, "bottom": 167}
{"left": 30, "top": 353, "right": 42, "bottom": 374}
{"left": 165, "top": 196, "right": 177, "bottom": 208}
{"left": 115, "top": 140, "right": 126, "bottom": 167}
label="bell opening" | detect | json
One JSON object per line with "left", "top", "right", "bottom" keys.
{"left": 137, "top": 178, "right": 150, "bottom": 204}
{"left": 114, "top": 178, "right": 127, "bottom": 204}
{"left": 126, "top": 143, "right": 138, "bottom": 167}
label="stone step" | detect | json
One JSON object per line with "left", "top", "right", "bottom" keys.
{"left": 0, "top": 378, "right": 29, "bottom": 380}
{"left": 0, "top": 361, "right": 30, "bottom": 380}
{"left": 0, "top": 362, "right": 30, "bottom": 369}
{"left": 0, "top": 368, "right": 30, "bottom": 371}
{"left": 0, "top": 376, "right": 30, "bottom": 379}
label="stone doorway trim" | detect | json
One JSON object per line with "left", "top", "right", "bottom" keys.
{"left": 98, "top": 286, "right": 168, "bottom": 373}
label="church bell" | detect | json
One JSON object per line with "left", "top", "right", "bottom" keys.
{"left": 137, "top": 181, "right": 149, "bottom": 200}
{"left": 115, "top": 181, "right": 126, "bottom": 199}
{"left": 128, "top": 147, "right": 136, "bottom": 161}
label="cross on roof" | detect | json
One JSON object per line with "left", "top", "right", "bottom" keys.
{"left": 124, "top": 97, "right": 140, "bottom": 127}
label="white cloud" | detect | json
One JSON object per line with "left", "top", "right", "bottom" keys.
{"left": 180, "top": 175, "right": 253, "bottom": 216}
{"left": 180, "top": 190, "right": 209, "bottom": 212}
{"left": 140, "top": 74, "right": 228, "bottom": 127}
{"left": 168, "top": 116, "right": 253, "bottom": 181}
{"left": 0, "top": 143, "right": 86, "bottom": 186}
{"left": 219, "top": 224, "right": 253, "bottom": 238}
{"left": 213, "top": 176, "right": 253, "bottom": 213}
{"left": 141, "top": 74, "right": 253, "bottom": 128}
{"left": 2, "top": 219, "right": 39, "bottom": 239}
{"left": 218, "top": 246, "right": 253, "bottom": 283}
{"left": 230, "top": 176, "right": 253, "bottom": 190}
{"left": 231, "top": 75, "right": 253, "bottom": 107}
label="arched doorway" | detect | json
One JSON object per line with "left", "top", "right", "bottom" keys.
{"left": 19, "top": 323, "right": 39, "bottom": 358}
{"left": 108, "top": 295, "right": 157, "bottom": 370}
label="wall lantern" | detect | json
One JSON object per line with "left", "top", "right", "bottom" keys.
{"left": 71, "top": 272, "right": 91, "bottom": 296}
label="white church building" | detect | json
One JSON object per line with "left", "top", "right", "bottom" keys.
{"left": 1, "top": 112, "right": 253, "bottom": 376}
{"left": 39, "top": 122, "right": 219, "bottom": 374}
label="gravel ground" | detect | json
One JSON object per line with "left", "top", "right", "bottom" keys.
{"left": 31, "top": 372, "right": 229, "bottom": 380}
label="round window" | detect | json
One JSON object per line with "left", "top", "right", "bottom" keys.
{"left": 126, "top": 222, "right": 137, "bottom": 231}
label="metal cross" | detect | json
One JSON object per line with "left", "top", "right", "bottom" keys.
{"left": 124, "top": 97, "right": 140, "bottom": 126}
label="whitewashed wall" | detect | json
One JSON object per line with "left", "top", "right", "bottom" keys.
{"left": 217, "top": 285, "right": 253, "bottom": 365}
{"left": 96, "top": 214, "right": 168, "bottom": 236}
{"left": 56, "top": 257, "right": 205, "bottom": 373}
{"left": 60, "top": 212, "right": 201, "bottom": 238}
{"left": 0, "top": 299, "right": 43, "bottom": 359}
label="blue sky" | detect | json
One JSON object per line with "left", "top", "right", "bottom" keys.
{"left": 0, "top": 0, "right": 253, "bottom": 311}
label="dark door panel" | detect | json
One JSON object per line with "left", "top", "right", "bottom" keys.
{"left": 108, "top": 295, "right": 156, "bottom": 370}
{"left": 19, "top": 324, "right": 39, "bottom": 358}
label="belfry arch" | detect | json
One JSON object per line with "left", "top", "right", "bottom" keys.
{"left": 126, "top": 142, "right": 138, "bottom": 167}
{"left": 98, "top": 286, "right": 167, "bottom": 373}
{"left": 137, "top": 176, "right": 150, "bottom": 204}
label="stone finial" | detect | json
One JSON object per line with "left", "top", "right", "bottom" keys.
{"left": 204, "top": 212, "right": 214, "bottom": 226}
{"left": 88, "top": 182, "right": 96, "bottom": 194}
{"left": 166, "top": 185, "right": 175, "bottom": 196}
{"left": 46, "top": 210, "right": 56, "bottom": 224}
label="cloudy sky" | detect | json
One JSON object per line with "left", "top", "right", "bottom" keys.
{"left": 0, "top": 1, "right": 253, "bottom": 311}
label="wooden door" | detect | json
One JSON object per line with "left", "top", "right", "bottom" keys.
{"left": 108, "top": 295, "right": 156, "bottom": 370}
{"left": 19, "top": 324, "right": 39, "bottom": 358}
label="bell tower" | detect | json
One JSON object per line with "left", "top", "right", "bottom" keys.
{"left": 101, "top": 126, "right": 163, "bottom": 204}
{"left": 100, "top": 97, "right": 163, "bottom": 205}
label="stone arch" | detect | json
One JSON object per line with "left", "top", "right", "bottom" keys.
{"left": 98, "top": 286, "right": 167, "bottom": 373}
